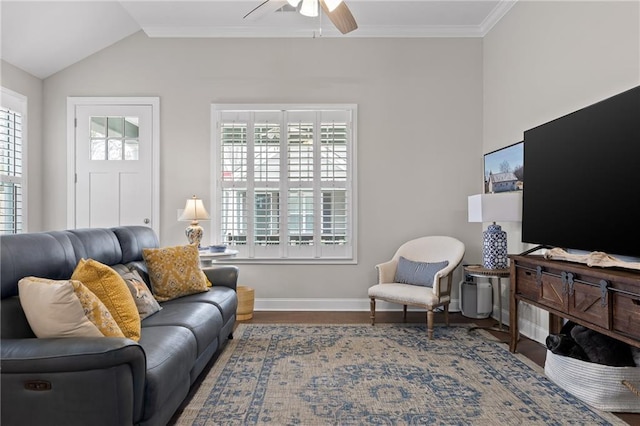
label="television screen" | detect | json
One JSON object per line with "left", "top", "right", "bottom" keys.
{"left": 522, "top": 86, "right": 640, "bottom": 257}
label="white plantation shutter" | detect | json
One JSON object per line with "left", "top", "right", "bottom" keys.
{"left": 213, "top": 105, "right": 357, "bottom": 261}
{"left": 0, "top": 88, "right": 27, "bottom": 234}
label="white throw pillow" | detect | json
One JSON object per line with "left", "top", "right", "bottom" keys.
{"left": 18, "top": 277, "right": 104, "bottom": 338}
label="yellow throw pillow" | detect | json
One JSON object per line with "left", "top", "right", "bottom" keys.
{"left": 142, "top": 244, "right": 209, "bottom": 302}
{"left": 72, "top": 259, "right": 141, "bottom": 342}
{"left": 18, "top": 277, "right": 124, "bottom": 338}
{"left": 70, "top": 280, "right": 125, "bottom": 337}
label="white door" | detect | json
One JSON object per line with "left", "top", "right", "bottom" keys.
{"left": 69, "top": 100, "right": 159, "bottom": 233}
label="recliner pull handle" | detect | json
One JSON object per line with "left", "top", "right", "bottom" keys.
{"left": 25, "top": 380, "right": 51, "bottom": 391}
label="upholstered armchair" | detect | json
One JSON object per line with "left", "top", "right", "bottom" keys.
{"left": 368, "top": 236, "right": 465, "bottom": 339}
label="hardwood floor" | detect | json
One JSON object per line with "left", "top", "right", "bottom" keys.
{"left": 171, "top": 311, "right": 639, "bottom": 425}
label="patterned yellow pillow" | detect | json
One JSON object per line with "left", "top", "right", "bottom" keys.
{"left": 142, "top": 244, "right": 209, "bottom": 302}
{"left": 69, "top": 279, "right": 126, "bottom": 337}
{"left": 18, "top": 277, "right": 124, "bottom": 338}
{"left": 72, "top": 259, "right": 141, "bottom": 342}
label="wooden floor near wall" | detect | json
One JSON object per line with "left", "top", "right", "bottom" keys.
{"left": 243, "top": 311, "right": 639, "bottom": 425}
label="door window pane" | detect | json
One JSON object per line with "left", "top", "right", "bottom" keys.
{"left": 125, "top": 117, "right": 139, "bottom": 138}
{"left": 90, "top": 116, "right": 140, "bottom": 161}
{"left": 124, "top": 140, "right": 139, "bottom": 160}
{"left": 91, "top": 139, "right": 106, "bottom": 160}
{"left": 90, "top": 117, "right": 106, "bottom": 137}
{"left": 108, "top": 139, "right": 122, "bottom": 160}
{"left": 108, "top": 117, "right": 123, "bottom": 138}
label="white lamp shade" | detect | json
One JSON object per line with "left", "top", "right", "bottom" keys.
{"left": 468, "top": 192, "right": 522, "bottom": 223}
{"left": 323, "top": 0, "right": 343, "bottom": 12}
{"left": 179, "top": 196, "right": 210, "bottom": 222}
{"left": 300, "top": 0, "right": 319, "bottom": 17}
{"left": 287, "top": 0, "right": 301, "bottom": 6}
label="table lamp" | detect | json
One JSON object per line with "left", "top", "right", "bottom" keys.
{"left": 179, "top": 195, "right": 210, "bottom": 247}
{"left": 468, "top": 192, "right": 522, "bottom": 269}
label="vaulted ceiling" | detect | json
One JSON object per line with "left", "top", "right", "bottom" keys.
{"left": 1, "top": 0, "right": 516, "bottom": 79}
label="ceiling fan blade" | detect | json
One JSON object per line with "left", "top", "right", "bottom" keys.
{"left": 244, "top": 0, "right": 288, "bottom": 21}
{"left": 320, "top": 0, "right": 358, "bottom": 34}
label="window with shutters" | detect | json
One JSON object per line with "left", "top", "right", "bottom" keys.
{"left": 212, "top": 105, "right": 357, "bottom": 262}
{"left": 0, "top": 88, "right": 27, "bottom": 234}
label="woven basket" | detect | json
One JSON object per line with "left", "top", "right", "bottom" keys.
{"left": 545, "top": 350, "right": 640, "bottom": 412}
{"left": 236, "top": 286, "right": 255, "bottom": 321}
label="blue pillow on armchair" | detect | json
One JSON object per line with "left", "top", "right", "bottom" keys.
{"left": 394, "top": 256, "right": 449, "bottom": 287}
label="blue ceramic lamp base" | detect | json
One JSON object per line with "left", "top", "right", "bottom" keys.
{"left": 483, "top": 223, "right": 508, "bottom": 269}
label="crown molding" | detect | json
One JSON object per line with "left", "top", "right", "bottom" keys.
{"left": 479, "top": 0, "right": 518, "bottom": 36}
{"left": 144, "top": 24, "right": 489, "bottom": 39}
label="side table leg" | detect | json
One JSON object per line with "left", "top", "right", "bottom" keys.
{"left": 497, "top": 277, "right": 503, "bottom": 331}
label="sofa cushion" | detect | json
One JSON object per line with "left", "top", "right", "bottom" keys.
{"left": 141, "top": 302, "right": 222, "bottom": 357}
{"left": 111, "top": 264, "right": 162, "bottom": 320}
{"left": 137, "top": 325, "right": 197, "bottom": 424}
{"left": 163, "top": 286, "right": 237, "bottom": 326}
{"left": 112, "top": 226, "right": 159, "bottom": 264}
{"left": 142, "top": 244, "right": 209, "bottom": 302}
{"left": 17, "top": 277, "right": 124, "bottom": 338}
{"left": 72, "top": 259, "right": 141, "bottom": 341}
{"left": 67, "top": 228, "right": 123, "bottom": 266}
{"left": 1, "top": 232, "right": 78, "bottom": 298}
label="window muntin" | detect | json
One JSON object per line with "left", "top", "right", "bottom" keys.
{"left": 0, "top": 89, "right": 27, "bottom": 235}
{"left": 213, "top": 105, "right": 356, "bottom": 261}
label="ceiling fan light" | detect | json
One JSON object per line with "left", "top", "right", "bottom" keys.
{"left": 299, "top": 0, "right": 319, "bottom": 17}
{"left": 323, "top": 0, "right": 343, "bottom": 12}
{"left": 287, "top": 0, "right": 301, "bottom": 7}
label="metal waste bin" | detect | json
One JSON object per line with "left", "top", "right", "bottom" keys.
{"left": 459, "top": 279, "right": 492, "bottom": 319}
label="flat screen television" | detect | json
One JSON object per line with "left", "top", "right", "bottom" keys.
{"left": 522, "top": 85, "right": 640, "bottom": 258}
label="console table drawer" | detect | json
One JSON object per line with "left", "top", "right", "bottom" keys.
{"left": 538, "top": 271, "right": 565, "bottom": 312}
{"left": 514, "top": 266, "right": 539, "bottom": 300}
{"left": 611, "top": 288, "right": 640, "bottom": 340}
{"left": 568, "top": 281, "right": 610, "bottom": 329}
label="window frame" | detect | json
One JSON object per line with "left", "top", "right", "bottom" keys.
{"left": 0, "top": 87, "right": 28, "bottom": 234}
{"left": 211, "top": 104, "right": 357, "bottom": 264}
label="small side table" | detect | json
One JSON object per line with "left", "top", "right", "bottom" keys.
{"left": 236, "top": 286, "right": 255, "bottom": 321}
{"left": 198, "top": 249, "right": 239, "bottom": 266}
{"left": 464, "top": 265, "right": 510, "bottom": 331}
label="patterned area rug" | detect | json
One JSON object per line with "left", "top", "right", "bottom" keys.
{"left": 175, "top": 324, "right": 626, "bottom": 425}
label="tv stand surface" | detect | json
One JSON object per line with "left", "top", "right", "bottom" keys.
{"left": 509, "top": 254, "right": 640, "bottom": 353}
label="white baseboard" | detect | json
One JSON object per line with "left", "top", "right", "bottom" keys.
{"left": 255, "top": 298, "right": 463, "bottom": 312}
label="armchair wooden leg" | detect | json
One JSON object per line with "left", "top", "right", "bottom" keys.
{"left": 427, "top": 309, "right": 434, "bottom": 340}
{"left": 403, "top": 305, "right": 407, "bottom": 322}
{"left": 370, "top": 297, "right": 376, "bottom": 325}
{"left": 444, "top": 304, "right": 450, "bottom": 326}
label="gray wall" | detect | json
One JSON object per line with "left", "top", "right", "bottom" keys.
{"left": 483, "top": 0, "right": 640, "bottom": 341}
{"left": 40, "top": 35, "right": 484, "bottom": 309}
{"left": 5, "top": 0, "right": 636, "bottom": 319}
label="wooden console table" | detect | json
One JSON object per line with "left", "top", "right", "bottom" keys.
{"left": 509, "top": 254, "right": 640, "bottom": 353}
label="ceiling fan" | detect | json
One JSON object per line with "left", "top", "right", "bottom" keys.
{"left": 244, "top": 0, "right": 358, "bottom": 35}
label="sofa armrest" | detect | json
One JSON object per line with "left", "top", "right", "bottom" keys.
{"left": 1, "top": 337, "right": 145, "bottom": 373}
{"left": 1, "top": 338, "right": 146, "bottom": 425}
{"left": 203, "top": 265, "right": 239, "bottom": 291}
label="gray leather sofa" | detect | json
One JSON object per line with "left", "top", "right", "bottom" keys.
{"left": 0, "top": 226, "right": 238, "bottom": 426}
